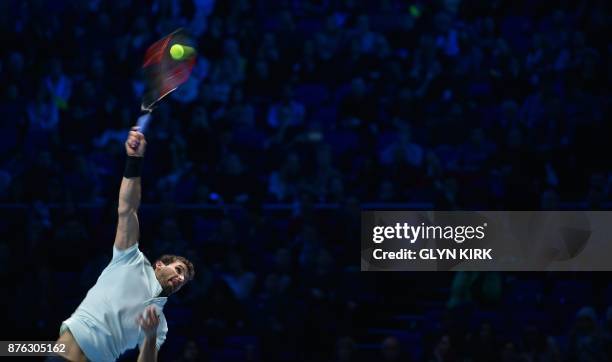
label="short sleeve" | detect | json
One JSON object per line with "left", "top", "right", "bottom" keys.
{"left": 110, "top": 243, "right": 142, "bottom": 266}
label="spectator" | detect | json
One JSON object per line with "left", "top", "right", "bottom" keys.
{"left": 430, "top": 334, "right": 458, "bottom": 362}
{"left": 44, "top": 58, "right": 72, "bottom": 110}
{"left": 268, "top": 152, "right": 302, "bottom": 202}
{"left": 381, "top": 336, "right": 412, "bottom": 362}
{"left": 379, "top": 124, "right": 424, "bottom": 169}
{"left": 567, "top": 306, "right": 608, "bottom": 362}
{"left": 222, "top": 252, "right": 256, "bottom": 302}
{"left": 267, "top": 85, "right": 306, "bottom": 128}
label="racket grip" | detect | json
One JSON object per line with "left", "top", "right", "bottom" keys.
{"left": 136, "top": 113, "right": 151, "bottom": 134}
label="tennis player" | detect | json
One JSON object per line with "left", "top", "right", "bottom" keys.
{"left": 51, "top": 126, "right": 195, "bottom": 362}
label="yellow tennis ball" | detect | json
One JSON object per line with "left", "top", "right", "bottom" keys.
{"left": 169, "top": 44, "right": 184, "bottom": 60}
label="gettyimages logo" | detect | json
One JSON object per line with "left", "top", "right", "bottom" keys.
{"left": 372, "top": 222, "right": 488, "bottom": 244}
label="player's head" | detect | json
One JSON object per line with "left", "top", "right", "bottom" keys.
{"left": 153, "top": 254, "right": 195, "bottom": 296}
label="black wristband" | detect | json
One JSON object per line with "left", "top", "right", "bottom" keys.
{"left": 124, "top": 156, "right": 143, "bottom": 178}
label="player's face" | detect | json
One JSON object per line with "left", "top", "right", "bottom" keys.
{"left": 156, "top": 261, "right": 189, "bottom": 295}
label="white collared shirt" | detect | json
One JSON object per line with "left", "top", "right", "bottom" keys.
{"left": 62, "top": 244, "right": 168, "bottom": 362}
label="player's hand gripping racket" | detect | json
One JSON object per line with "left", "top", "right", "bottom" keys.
{"left": 137, "top": 28, "right": 197, "bottom": 133}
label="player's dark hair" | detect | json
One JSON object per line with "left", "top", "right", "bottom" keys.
{"left": 155, "top": 255, "right": 195, "bottom": 281}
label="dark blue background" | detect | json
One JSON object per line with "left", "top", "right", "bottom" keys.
{"left": 0, "top": 0, "right": 610, "bottom": 361}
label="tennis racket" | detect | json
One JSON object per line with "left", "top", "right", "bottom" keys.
{"left": 137, "top": 28, "right": 197, "bottom": 133}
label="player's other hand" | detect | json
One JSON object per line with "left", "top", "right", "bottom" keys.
{"left": 125, "top": 126, "right": 146, "bottom": 157}
{"left": 137, "top": 305, "right": 159, "bottom": 338}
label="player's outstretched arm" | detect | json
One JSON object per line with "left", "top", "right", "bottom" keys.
{"left": 114, "top": 126, "right": 146, "bottom": 250}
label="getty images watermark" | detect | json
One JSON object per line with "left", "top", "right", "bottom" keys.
{"left": 372, "top": 222, "right": 491, "bottom": 261}
{"left": 361, "top": 211, "right": 612, "bottom": 271}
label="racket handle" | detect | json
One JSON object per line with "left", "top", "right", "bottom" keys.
{"left": 136, "top": 113, "right": 151, "bottom": 134}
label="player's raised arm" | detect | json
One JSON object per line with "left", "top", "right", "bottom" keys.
{"left": 114, "top": 126, "right": 146, "bottom": 250}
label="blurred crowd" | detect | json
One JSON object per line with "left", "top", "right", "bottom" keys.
{"left": 0, "top": 0, "right": 611, "bottom": 361}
